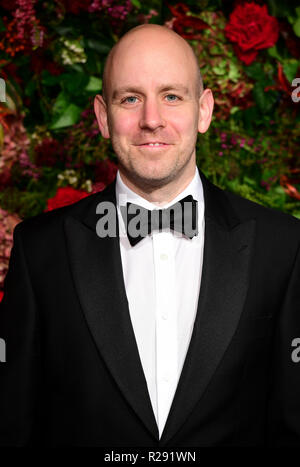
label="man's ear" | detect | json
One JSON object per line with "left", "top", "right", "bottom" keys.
{"left": 198, "top": 88, "right": 214, "bottom": 134}
{"left": 94, "top": 94, "right": 110, "bottom": 139}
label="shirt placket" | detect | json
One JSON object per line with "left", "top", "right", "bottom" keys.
{"left": 152, "top": 231, "right": 178, "bottom": 437}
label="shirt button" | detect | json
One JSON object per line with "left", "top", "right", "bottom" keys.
{"left": 162, "top": 375, "right": 169, "bottom": 382}
{"left": 161, "top": 313, "right": 168, "bottom": 320}
{"left": 160, "top": 253, "right": 168, "bottom": 261}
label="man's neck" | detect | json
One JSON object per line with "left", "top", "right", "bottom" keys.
{"left": 119, "top": 166, "right": 197, "bottom": 207}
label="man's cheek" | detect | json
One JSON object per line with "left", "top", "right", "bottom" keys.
{"left": 114, "top": 120, "right": 136, "bottom": 137}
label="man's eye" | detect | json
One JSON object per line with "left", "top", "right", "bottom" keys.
{"left": 121, "top": 94, "right": 181, "bottom": 104}
{"left": 122, "top": 96, "right": 138, "bottom": 104}
{"left": 165, "top": 94, "right": 180, "bottom": 102}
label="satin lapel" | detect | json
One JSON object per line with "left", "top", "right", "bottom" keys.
{"left": 64, "top": 180, "right": 159, "bottom": 441}
{"left": 159, "top": 170, "right": 256, "bottom": 445}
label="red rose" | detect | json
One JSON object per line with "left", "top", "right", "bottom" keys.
{"left": 0, "top": 291, "right": 3, "bottom": 302}
{"left": 91, "top": 181, "right": 106, "bottom": 194}
{"left": 167, "top": 3, "right": 211, "bottom": 40}
{"left": 45, "top": 187, "right": 89, "bottom": 212}
{"left": 225, "top": 2, "right": 279, "bottom": 65}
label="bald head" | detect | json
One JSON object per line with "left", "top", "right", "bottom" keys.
{"left": 102, "top": 24, "right": 203, "bottom": 104}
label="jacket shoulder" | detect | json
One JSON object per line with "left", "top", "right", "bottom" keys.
{"left": 12, "top": 187, "right": 113, "bottom": 242}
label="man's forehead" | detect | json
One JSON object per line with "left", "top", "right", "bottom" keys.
{"left": 103, "top": 27, "right": 201, "bottom": 101}
{"left": 114, "top": 27, "right": 187, "bottom": 54}
{"left": 112, "top": 83, "right": 191, "bottom": 99}
{"left": 109, "top": 47, "right": 193, "bottom": 97}
{"left": 110, "top": 31, "right": 192, "bottom": 73}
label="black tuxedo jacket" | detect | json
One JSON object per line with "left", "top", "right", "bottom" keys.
{"left": 0, "top": 168, "right": 300, "bottom": 447}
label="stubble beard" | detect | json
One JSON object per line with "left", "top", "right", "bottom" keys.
{"left": 114, "top": 144, "right": 195, "bottom": 193}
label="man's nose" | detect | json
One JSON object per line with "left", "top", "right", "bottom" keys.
{"left": 139, "top": 98, "right": 166, "bottom": 131}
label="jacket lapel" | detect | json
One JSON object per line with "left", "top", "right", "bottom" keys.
{"left": 64, "top": 169, "right": 256, "bottom": 445}
{"left": 64, "top": 181, "right": 159, "bottom": 441}
{"left": 159, "top": 171, "right": 256, "bottom": 445}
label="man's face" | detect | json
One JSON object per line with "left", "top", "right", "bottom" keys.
{"left": 95, "top": 30, "right": 210, "bottom": 191}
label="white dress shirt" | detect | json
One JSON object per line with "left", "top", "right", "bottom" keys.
{"left": 115, "top": 166, "right": 205, "bottom": 439}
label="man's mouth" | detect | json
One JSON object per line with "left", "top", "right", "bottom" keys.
{"left": 138, "top": 142, "right": 169, "bottom": 148}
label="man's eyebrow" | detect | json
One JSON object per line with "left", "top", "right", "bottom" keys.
{"left": 112, "top": 84, "right": 190, "bottom": 99}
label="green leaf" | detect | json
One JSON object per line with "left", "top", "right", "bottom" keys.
{"left": 268, "top": 46, "right": 281, "bottom": 60}
{"left": 267, "top": 0, "right": 295, "bottom": 18}
{"left": 252, "top": 84, "right": 277, "bottom": 113}
{"left": 293, "top": 17, "right": 300, "bottom": 37}
{"left": 273, "top": 185, "right": 286, "bottom": 195}
{"left": 61, "top": 72, "right": 89, "bottom": 95}
{"left": 52, "top": 91, "right": 70, "bottom": 115}
{"left": 131, "top": 0, "right": 141, "bottom": 7}
{"left": 0, "top": 17, "right": 5, "bottom": 32}
{"left": 85, "top": 76, "right": 102, "bottom": 92}
{"left": 240, "top": 105, "right": 261, "bottom": 130}
{"left": 50, "top": 103, "right": 81, "bottom": 129}
{"left": 41, "top": 70, "right": 61, "bottom": 86}
{"left": 68, "top": 64, "right": 85, "bottom": 74}
{"left": 212, "top": 61, "right": 226, "bottom": 76}
{"left": 210, "top": 45, "right": 220, "bottom": 55}
{"left": 52, "top": 25, "right": 74, "bottom": 36}
{"left": 228, "top": 62, "right": 240, "bottom": 82}
{"left": 243, "top": 175, "right": 257, "bottom": 188}
{"left": 283, "top": 61, "right": 299, "bottom": 82}
{"left": 252, "top": 84, "right": 265, "bottom": 111}
{"left": 86, "top": 39, "right": 111, "bottom": 54}
{"left": 230, "top": 106, "right": 239, "bottom": 115}
{"left": 244, "top": 62, "right": 265, "bottom": 81}
{"left": 24, "top": 79, "right": 36, "bottom": 97}
{"left": 262, "top": 168, "right": 276, "bottom": 180}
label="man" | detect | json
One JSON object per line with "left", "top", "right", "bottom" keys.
{"left": 0, "top": 23, "right": 300, "bottom": 447}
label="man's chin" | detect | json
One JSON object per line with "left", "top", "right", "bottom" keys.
{"left": 129, "top": 168, "right": 178, "bottom": 189}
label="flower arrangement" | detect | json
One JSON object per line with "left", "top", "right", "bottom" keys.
{"left": 0, "top": 207, "right": 21, "bottom": 293}
{"left": 0, "top": 0, "right": 299, "bottom": 296}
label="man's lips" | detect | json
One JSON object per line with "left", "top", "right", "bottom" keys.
{"left": 136, "top": 143, "right": 170, "bottom": 150}
{"left": 137, "top": 142, "right": 169, "bottom": 145}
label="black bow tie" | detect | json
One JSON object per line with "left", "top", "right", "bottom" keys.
{"left": 120, "top": 195, "right": 198, "bottom": 246}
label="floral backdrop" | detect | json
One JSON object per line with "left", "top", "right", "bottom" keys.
{"left": 0, "top": 0, "right": 300, "bottom": 298}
